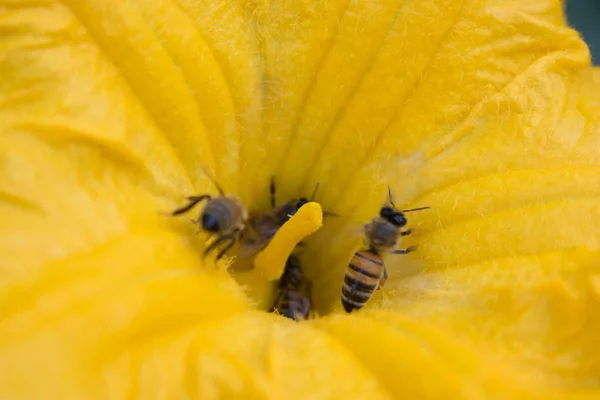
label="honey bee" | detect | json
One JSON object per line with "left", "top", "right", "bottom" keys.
{"left": 341, "top": 186, "right": 430, "bottom": 313}
{"left": 237, "top": 178, "right": 322, "bottom": 257}
{"left": 271, "top": 253, "right": 312, "bottom": 321}
{"left": 171, "top": 171, "right": 248, "bottom": 262}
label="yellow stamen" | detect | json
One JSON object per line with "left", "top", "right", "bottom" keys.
{"left": 254, "top": 202, "right": 323, "bottom": 280}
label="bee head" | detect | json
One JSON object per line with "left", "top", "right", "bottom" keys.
{"left": 274, "top": 199, "right": 308, "bottom": 225}
{"left": 380, "top": 206, "right": 407, "bottom": 227}
{"left": 296, "top": 198, "right": 309, "bottom": 210}
{"left": 201, "top": 212, "right": 221, "bottom": 233}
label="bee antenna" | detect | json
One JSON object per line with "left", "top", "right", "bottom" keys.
{"left": 199, "top": 165, "right": 225, "bottom": 196}
{"left": 401, "top": 206, "right": 431, "bottom": 213}
{"left": 270, "top": 176, "right": 276, "bottom": 209}
{"left": 310, "top": 182, "right": 320, "bottom": 202}
{"left": 387, "top": 185, "right": 396, "bottom": 208}
{"left": 323, "top": 211, "right": 339, "bottom": 218}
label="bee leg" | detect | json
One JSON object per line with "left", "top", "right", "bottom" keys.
{"left": 377, "top": 266, "right": 388, "bottom": 290}
{"left": 172, "top": 194, "right": 211, "bottom": 216}
{"left": 188, "top": 218, "right": 202, "bottom": 233}
{"left": 215, "top": 236, "right": 237, "bottom": 262}
{"left": 214, "top": 227, "right": 243, "bottom": 263}
{"left": 203, "top": 234, "right": 230, "bottom": 260}
{"left": 393, "top": 245, "right": 416, "bottom": 255}
{"left": 227, "top": 261, "right": 256, "bottom": 273}
{"left": 400, "top": 228, "right": 412, "bottom": 237}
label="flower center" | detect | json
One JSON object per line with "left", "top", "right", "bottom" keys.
{"left": 227, "top": 199, "right": 368, "bottom": 321}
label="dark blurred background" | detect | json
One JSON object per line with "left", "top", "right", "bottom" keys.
{"left": 566, "top": 1, "right": 600, "bottom": 64}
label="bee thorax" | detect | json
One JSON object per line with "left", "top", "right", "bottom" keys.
{"left": 365, "top": 219, "right": 398, "bottom": 251}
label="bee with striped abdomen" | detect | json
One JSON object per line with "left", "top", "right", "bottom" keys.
{"left": 341, "top": 186, "right": 430, "bottom": 313}
{"left": 271, "top": 253, "right": 312, "bottom": 321}
{"left": 171, "top": 170, "right": 248, "bottom": 262}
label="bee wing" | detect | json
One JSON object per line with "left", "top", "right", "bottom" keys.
{"left": 238, "top": 233, "right": 280, "bottom": 258}
{"left": 237, "top": 212, "right": 280, "bottom": 256}
{"left": 235, "top": 242, "right": 266, "bottom": 261}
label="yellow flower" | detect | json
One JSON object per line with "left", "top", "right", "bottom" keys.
{"left": 1, "top": 0, "right": 600, "bottom": 398}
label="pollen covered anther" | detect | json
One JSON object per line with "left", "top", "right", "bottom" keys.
{"left": 253, "top": 202, "right": 323, "bottom": 280}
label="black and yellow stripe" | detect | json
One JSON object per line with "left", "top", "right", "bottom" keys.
{"left": 273, "top": 290, "right": 311, "bottom": 321}
{"left": 271, "top": 254, "right": 312, "bottom": 321}
{"left": 341, "top": 249, "right": 385, "bottom": 312}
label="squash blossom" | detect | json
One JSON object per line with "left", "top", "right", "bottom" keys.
{"left": 2, "top": 0, "right": 600, "bottom": 398}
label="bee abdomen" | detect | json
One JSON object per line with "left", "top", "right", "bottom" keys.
{"left": 341, "top": 250, "right": 384, "bottom": 313}
{"left": 343, "top": 275, "right": 378, "bottom": 292}
{"left": 275, "top": 291, "right": 311, "bottom": 321}
{"left": 279, "top": 256, "right": 304, "bottom": 289}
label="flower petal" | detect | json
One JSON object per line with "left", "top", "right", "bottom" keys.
{"left": 303, "top": 10, "right": 595, "bottom": 312}
{"left": 175, "top": 313, "right": 391, "bottom": 400}
{"left": 0, "top": 229, "right": 249, "bottom": 397}
{"left": 2, "top": 0, "right": 600, "bottom": 398}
